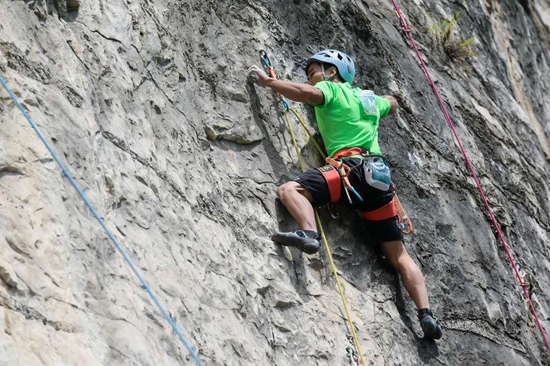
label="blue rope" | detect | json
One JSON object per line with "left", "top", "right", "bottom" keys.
{"left": 0, "top": 76, "right": 204, "bottom": 366}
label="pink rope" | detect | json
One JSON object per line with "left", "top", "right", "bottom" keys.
{"left": 389, "top": 0, "right": 550, "bottom": 352}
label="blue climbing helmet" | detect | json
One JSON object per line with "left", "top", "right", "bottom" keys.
{"left": 305, "top": 49, "right": 355, "bottom": 84}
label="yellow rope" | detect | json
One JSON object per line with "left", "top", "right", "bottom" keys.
{"left": 289, "top": 107, "right": 326, "bottom": 158}
{"left": 282, "top": 107, "right": 367, "bottom": 366}
{"left": 283, "top": 109, "right": 306, "bottom": 172}
{"left": 315, "top": 210, "right": 366, "bottom": 366}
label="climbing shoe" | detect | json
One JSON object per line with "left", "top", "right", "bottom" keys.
{"left": 271, "top": 230, "right": 320, "bottom": 254}
{"left": 418, "top": 308, "right": 443, "bottom": 340}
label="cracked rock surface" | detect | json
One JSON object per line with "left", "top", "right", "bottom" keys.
{"left": 0, "top": 0, "right": 549, "bottom": 365}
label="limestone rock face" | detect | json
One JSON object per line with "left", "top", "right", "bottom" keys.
{"left": 1, "top": 0, "right": 549, "bottom": 365}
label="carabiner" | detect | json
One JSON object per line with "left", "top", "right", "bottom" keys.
{"left": 259, "top": 49, "right": 272, "bottom": 72}
{"left": 399, "top": 216, "right": 413, "bottom": 235}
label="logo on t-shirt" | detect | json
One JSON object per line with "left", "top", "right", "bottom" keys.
{"left": 359, "top": 90, "right": 378, "bottom": 116}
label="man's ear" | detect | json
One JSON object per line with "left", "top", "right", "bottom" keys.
{"left": 327, "top": 66, "right": 339, "bottom": 79}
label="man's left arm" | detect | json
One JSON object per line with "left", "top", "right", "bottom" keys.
{"left": 382, "top": 95, "right": 398, "bottom": 115}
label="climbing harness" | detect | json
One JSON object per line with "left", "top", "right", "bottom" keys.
{"left": 361, "top": 199, "right": 397, "bottom": 221}
{"left": 323, "top": 146, "right": 413, "bottom": 235}
{"left": 389, "top": 0, "right": 550, "bottom": 351}
{"left": 259, "top": 49, "right": 367, "bottom": 366}
{"left": 0, "top": 76, "right": 205, "bottom": 366}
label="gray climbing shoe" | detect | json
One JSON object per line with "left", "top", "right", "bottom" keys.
{"left": 418, "top": 308, "right": 443, "bottom": 340}
{"left": 271, "top": 230, "right": 320, "bottom": 254}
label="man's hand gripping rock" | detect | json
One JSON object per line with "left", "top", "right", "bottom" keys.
{"left": 247, "top": 65, "right": 271, "bottom": 87}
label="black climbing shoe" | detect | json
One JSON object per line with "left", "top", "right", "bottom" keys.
{"left": 418, "top": 308, "right": 443, "bottom": 340}
{"left": 271, "top": 230, "right": 320, "bottom": 254}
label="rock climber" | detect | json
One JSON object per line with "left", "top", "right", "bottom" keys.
{"left": 248, "top": 49, "right": 443, "bottom": 340}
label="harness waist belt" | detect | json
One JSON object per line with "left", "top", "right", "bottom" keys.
{"left": 361, "top": 199, "right": 397, "bottom": 221}
{"left": 333, "top": 147, "right": 366, "bottom": 159}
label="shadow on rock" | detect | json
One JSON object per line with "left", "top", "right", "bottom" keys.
{"left": 246, "top": 81, "right": 290, "bottom": 180}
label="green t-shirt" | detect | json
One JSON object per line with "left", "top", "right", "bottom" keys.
{"left": 313, "top": 81, "right": 391, "bottom": 157}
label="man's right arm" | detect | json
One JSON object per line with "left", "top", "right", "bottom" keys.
{"left": 263, "top": 78, "right": 325, "bottom": 105}
{"left": 248, "top": 65, "right": 325, "bottom": 105}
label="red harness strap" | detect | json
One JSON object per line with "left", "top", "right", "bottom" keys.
{"left": 317, "top": 165, "right": 341, "bottom": 202}
{"left": 333, "top": 147, "right": 365, "bottom": 159}
{"left": 361, "top": 199, "right": 397, "bottom": 221}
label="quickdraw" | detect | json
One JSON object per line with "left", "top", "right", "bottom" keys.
{"left": 259, "top": 49, "right": 289, "bottom": 111}
{"left": 394, "top": 11, "right": 414, "bottom": 33}
{"left": 394, "top": 193, "right": 413, "bottom": 235}
{"left": 345, "top": 335, "right": 361, "bottom": 366}
{"left": 325, "top": 156, "right": 364, "bottom": 203}
{"left": 517, "top": 265, "right": 532, "bottom": 290}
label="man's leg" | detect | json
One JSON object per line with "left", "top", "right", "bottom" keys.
{"left": 380, "top": 240, "right": 429, "bottom": 309}
{"left": 276, "top": 181, "right": 317, "bottom": 231}
{"left": 271, "top": 181, "right": 320, "bottom": 254}
{"left": 380, "top": 240, "right": 442, "bottom": 339}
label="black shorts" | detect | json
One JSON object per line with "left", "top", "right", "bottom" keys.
{"left": 292, "top": 158, "right": 404, "bottom": 244}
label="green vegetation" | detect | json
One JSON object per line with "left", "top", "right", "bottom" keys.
{"left": 428, "top": 11, "right": 478, "bottom": 62}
